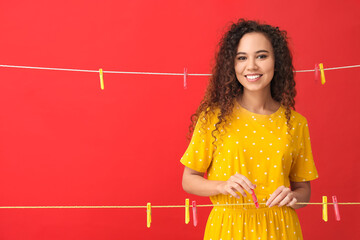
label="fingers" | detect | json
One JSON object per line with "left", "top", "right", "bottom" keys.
{"left": 266, "top": 186, "right": 296, "bottom": 208}
{"left": 278, "top": 194, "right": 292, "bottom": 207}
{"left": 266, "top": 186, "right": 286, "bottom": 207}
{"left": 219, "top": 174, "right": 255, "bottom": 199}
{"left": 286, "top": 198, "right": 297, "bottom": 208}
{"left": 224, "top": 181, "right": 246, "bottom": 198}
{"left": 230, "top": 174, "right": 256, "bottom": 194}
{"left": 271, "top": 188, "right": 291, "bottom": 207}
{"left": 226, "top": 185, "right": 242, "bottom": 198}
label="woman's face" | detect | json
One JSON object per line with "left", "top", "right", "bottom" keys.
{"left": 234, "top": 32, "right": 275, "bottom": 94}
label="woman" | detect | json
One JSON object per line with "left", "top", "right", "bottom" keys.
{"left": 180, "top": 19, "right": 318, "bottom": 240}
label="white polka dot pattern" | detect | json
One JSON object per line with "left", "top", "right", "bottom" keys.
{"left": 180, "top": 102, "right": 318, "bottom": 240}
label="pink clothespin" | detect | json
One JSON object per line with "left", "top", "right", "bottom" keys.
{"left": 192, "top": 201, "right": 198, "bottom": 227}
{"left": 251, "top": 189, "right": 259, "bottom": 208}
{"left": 184, "top": 67, "right": 188, "bottom": 89}
{"left": 332, "top": 196, "right": 341, "bottom": 221}
{"left": 314, "top": 63, "right": 319, "bottom": 83}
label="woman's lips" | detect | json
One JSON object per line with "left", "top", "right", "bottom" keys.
{"left": 245, "top": 74, "right": 262, "bottom": 82}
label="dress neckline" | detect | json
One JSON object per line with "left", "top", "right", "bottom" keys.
{"left": 235, "top": 100, "right": 283, "bottom": 118}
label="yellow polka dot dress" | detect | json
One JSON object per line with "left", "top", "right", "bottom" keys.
{"left": 180, "top": 102, "right": 318, "bottom": 240}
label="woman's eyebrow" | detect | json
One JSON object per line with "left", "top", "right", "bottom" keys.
{"left": 236, "top": 50, "right": 270, "bottom": 55}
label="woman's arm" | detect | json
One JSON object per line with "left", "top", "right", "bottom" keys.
{"left": 182, "top": 166, "right": 256, "bottom": 198}
{"left": 266, "top": 181, "right": 311, "bottom": 210}
{"left": 290, "top": 181, "right": 311, "bottom": 209}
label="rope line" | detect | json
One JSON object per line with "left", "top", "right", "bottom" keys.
{"left": 0, "top": 64, "right": 359, "bottom": 76}
{"left": 0, "top": 202, "right": 358, "bottom": 209}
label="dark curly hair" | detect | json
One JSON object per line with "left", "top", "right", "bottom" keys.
{"left": 188, "top": 18, "right": 296, "bottom": 142}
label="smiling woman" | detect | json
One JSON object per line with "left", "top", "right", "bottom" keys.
{"left": 234, "top": 32, "right": 280, "bottom": 116}
{"left": 235, "top": 32, "right": 275, "bottom": 93}
{"left": 180, "top": 19, "right": 318, "bottom": 240}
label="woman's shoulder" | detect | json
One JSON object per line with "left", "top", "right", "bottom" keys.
{"left": 289, "top": 108, "right": 309, "bottom": 124}
{"left": 199, "top": 107, "right": 221, "bottom": 124}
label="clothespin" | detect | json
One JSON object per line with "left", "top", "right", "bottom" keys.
{"left": 319, "top": 63, "right": 326, "bottom": 85}
{"left": 322, "top": 196, "right": 328, "bottom": 222}
{"left": 332, "top": 196, "right": 341, "bottom": 221}
{"left": 185, "top": 198, "right": 190, "bottom": 224}
{"left": 147, "top": 203, "right": 152, "bottom": 228}
{"left": 192, "top": 201, "right": 198, "bottom": 227}
{"left": 314, "top": 63, "right": 319, "bottom": 82}
{"left": 251, "top": 189, "right": 259, "bottom": 208}
{"left": 184, "top": 67, "right": 188, "bottom": 89}
{"left": 99, "top": 68, "right": 104, "bottom": 90}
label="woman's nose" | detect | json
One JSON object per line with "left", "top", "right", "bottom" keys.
{"left": 246, "top": 58, "right": 259, "bottom": 70}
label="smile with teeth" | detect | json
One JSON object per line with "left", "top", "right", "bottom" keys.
{"left": 246, "top": 74, "right": 262, "bottom": 81}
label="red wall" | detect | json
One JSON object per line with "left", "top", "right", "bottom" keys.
{"left": 0, "top": 0, "right": 359, "bottom": 239}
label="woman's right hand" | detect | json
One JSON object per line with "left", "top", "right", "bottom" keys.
{"left": 216, "top": 174, "right": 256, "bottom": 199}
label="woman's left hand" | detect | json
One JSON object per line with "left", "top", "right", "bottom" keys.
{"left": 266, "top": 186, "right": 297, "bottom": 208}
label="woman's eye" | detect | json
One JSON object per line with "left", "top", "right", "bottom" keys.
{"left": 258, "top": 55, "right": 267, "bottom": 59}
{"left": 237, "top": 55, "right": 267, "bottom": 61}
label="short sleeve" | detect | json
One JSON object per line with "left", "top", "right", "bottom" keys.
{"left": 290, "top": 119, "right": 319, "bottom": 182}
{"left": 180, "top": 113, "right": 215, "bottom": 173}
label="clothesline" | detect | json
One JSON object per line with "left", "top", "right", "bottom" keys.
{"left": 0, "top": 202, "right": 358, "bottom": 209}
{"left": 0, "top": 198, "right": 353, "bottom": 225}
{"left": 0, "top": 64, "right": 359, "bottom": 76}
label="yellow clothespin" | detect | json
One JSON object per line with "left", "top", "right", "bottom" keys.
{"left": 319, "top": 63, "right": 326, "bottom": 85}
{"left": 185, "top": 198, "right": 190, "bottom": 224}
{"left": 99, "top": 68, "right": 104, "bottom": 90}
{"left": 147, "top": 203, "right": 152, "bottom": 228}
{"left": 322, "top": 196, "right": 328, "bottom": 222}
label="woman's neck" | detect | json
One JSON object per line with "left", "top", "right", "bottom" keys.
{"left": 237, "top": 90, "right": 280, "bottom": 115}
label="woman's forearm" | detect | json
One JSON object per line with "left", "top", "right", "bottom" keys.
{"left": 182, "top": 171, "right": 223, "bottom": 197}
{"left": 182, "top": 167, "right": 256, "bottom": 198}
{"left": 291, "top": 181, "right": 311, "bottom": 209}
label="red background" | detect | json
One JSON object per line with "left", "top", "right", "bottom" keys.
{"left": 0, "top": 0, "right": 359, "bottom": 239}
